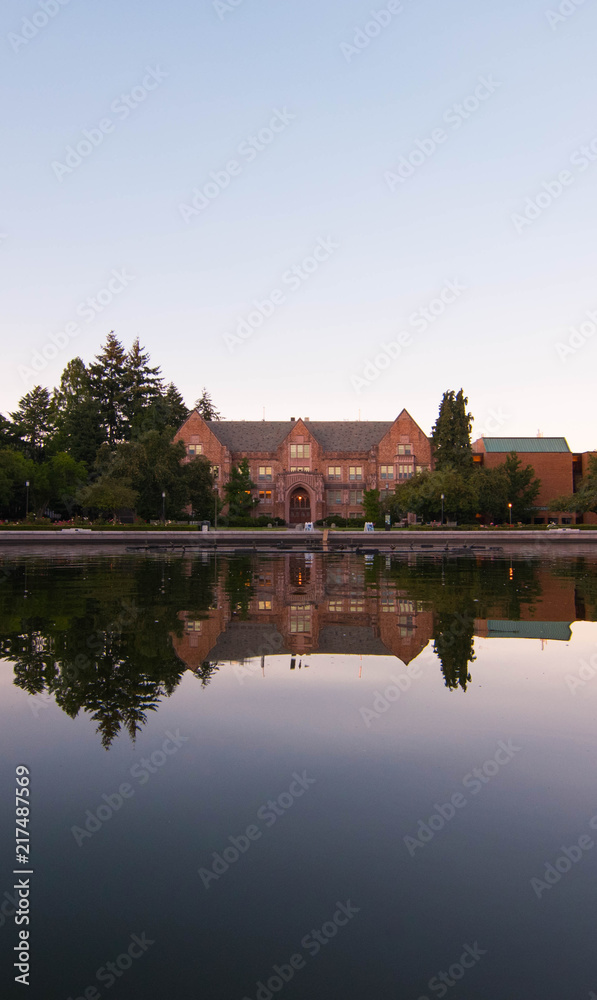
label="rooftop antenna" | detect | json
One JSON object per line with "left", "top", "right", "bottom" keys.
{"left": 358, "top": 409, "right": 361, "bottom": 421}
{"left": 537, "top": 429, "right": 543, "bottom": 437}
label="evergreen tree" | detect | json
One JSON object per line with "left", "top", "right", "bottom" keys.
{"left": 88, "top": 333, "right": 128, "bottom": 447}
{"left": 195, "top": 387, "right": 221, "bottom": 421}
{"left": 431, "top": 389, "right": 474, "bottom": 472}
{"left": 183, "top": 457, "right": 216, "bottom": 520}
{"left": 10, "top": 386, "right": 54, "bottom": 461}
{"left": 224, "top": 459, "right": 257, "bottom": 519}
{"left": 131, "top": 382, "right": 188, "bottom": 438}
{"left": 123, "top": 338, "right": 163, "bottom": 432}
{"left": 52, "top": 358, "right": 106, "bottom": 468}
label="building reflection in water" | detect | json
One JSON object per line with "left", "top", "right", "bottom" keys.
{"left": 1, "top": 552, "right": 593, "bottom": 746}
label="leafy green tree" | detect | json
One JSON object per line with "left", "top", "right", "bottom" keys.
{"left": 389, "top": 468, "right": 479, "bottom": 523}
{"left": 550, "top": 454, "right": 597, "bottom": 518}
{"left": 31, "top": 453, "right": 88, "bottom": 519}
{"left": 502, "top": 452, "right": 541, "bottom": 522}
{"left": 77, "top": 479, "right": 139, "bottom": 521}
{"left": 0, "top": 449, "right": 35, "bottom": 518}
{"left": 431, "top": 389, "right": 474, "bottom": 472}
{"left": 10, "top": 386, "right": 54, "bottom": 461}
{"left": 195, "top": 387, "right": 221, "bottom": 421}
{"left": 362, "top": 488, "right": 381, "bottom": 523}
{"left": 183, "top": 457, "right": 216, "bottom": 520}
{"left": 224, "top": 459, "right": 257, "bottom": 519}
{"left": 476, "top": 466, "right": 509, "bottom": 522}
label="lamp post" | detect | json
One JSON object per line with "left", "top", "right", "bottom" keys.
{"left": 440, "top": 493, "right": 445, "bottom": 526}
{"left": 213, "top": 467, "right": 219, "bottom": 530}
{"left": 161, "top": 491, "right": 166, "bottom": 525}
{"left": 508, "top": 502, "right": 512, "bottom": 526}
{"left": 25, "top": 480, "right": 30, "bottom": 519}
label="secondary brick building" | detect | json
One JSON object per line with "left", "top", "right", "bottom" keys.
{"left": 174, "top": 409, "right": 432, "bottom": 523}
{"left": 472, "top": 436, "right": 577, "bottom": 523}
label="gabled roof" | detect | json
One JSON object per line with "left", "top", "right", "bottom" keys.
{"left": 207, "top": 419, "right": 395, "bottom": 453}
{"left": 480, "top": 437, "right": 570, "bottom": 454}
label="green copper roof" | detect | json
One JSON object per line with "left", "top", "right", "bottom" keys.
{"left": 481, "top": 437, "right": 570, "bottom": 453}
{"left": 485, "top": 620, "right": 572, "bottom": 640}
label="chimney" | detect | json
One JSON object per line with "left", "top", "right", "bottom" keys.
{"left": 304, "top": 417, "right": 309, "bottom": 421}
{"left": 290, "top": 417, "right": 295, "bottom": 422}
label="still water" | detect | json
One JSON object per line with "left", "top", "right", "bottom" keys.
{"left": 1, "top": 551, "right": 597, "bottom": 999}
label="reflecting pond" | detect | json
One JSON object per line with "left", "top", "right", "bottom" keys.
{"left": 1, "top": 552, "right": 597, "bottom": 999}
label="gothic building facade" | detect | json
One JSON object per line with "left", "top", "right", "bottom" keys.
{"left": 174, "top": 409, "right": 432, "bottom": 523}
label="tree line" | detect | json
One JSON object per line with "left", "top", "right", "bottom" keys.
{"left": 0, "top": 333, "right": 221, "bottom": 521}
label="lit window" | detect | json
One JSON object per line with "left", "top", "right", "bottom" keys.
{"left": 290, "top": 602, "right": 311, "bottom": 633}
{"left": 185, "top": 620, "right": 203, "bottom": 633}
{"left": 349, "top": 467, "right": 362, "bottom": 480}
{"left": 380, "top": 466, "right": 394, "bottom": 479}
{"left": 381, "top": 599, "right": 396, "bottom": 612}
{"left": 258, "top": 600, "right": 272, "bottom": 611}
{"left": 259, "top": 466, "right": 272, "bottom": 480}
{"left": 258, "top": 490, "right": 272, "bottom": 503}
{"left": 397, "top": 444, "right": 412, "bottom": 455}
{"left": 328, "top": 600, "right": 343, "bottom": 612}
{"left": 290, "top": 467, "right": 309, "bottom": 472}
{"left": 290, "top": 444, "right": 310, "bottom": 459}
{"left": 188, "top": 443, "right": 203, "bottom": 456}
{"left": 398, "top": 600, "right": 415, "bottom": 613}
{"left": 398, "top": 465, "right": 413, "bottom": 480}
{"left": 328, "top": 467, "right": 341, "bottom": 480}
{"left": 349, "top": 599, "right": 365, "bottom": 612}
{"left": 349, "top": 490, "right": 363, "bottom": 504}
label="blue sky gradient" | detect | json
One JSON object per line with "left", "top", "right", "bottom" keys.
{"left": 2, "top": 0, "right": 596, "bottom": 447}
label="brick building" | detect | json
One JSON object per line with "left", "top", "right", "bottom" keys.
{"left": 472, "top": 436, "right": 578, "bottom": 523}
{"left": 174, "top": 409, "right": 432, "bottom": 523}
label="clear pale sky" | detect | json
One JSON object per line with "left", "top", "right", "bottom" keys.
{"left": 1, "top": 0, "right": 596, "bottom": 449}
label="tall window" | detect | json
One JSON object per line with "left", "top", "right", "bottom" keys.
{"left": 349, "top": 490, "right": 363, "bottom": 504}
{"left": 290, "top": 603, "right": 311, "bottom": 633}
{"left": 398, "top": 466, "right": 413, "bottom": 480}
{"left": 258, "top": 490, "right": 272, "bottom": 503}
{"left": 290, "top": 444, "right": 310, "bottom": 459}
{"left": 380, "top": 465, "right": 394, "bottom": 479}
{"left": 328, "top": 467, "right": 341, "bottom": 480}
{"left": 349, "top": 466, "right": 362, "bottom": 480}
{"left": 327, "top": 490, "right": 342, "bottom": 504}
{"left": 259, "top": 466, "right": 272, "bottom": 480}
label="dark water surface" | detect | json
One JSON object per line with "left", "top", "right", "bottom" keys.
{"left": 1, "top": 552, "right": 597, "bottom": 999}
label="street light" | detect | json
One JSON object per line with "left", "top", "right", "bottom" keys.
{"left": 161, "top": 491, "right": 166, "bottom": 525}
{"left": 440, "top": 493, "right": 445, "bottom": 526}
{"left": 25, "top": 480, "right": 30, "bottom": 519}
{"left": 213, "top": 466, "right": 219, "bottom": 530}
{"left": 508, "top": 502, "right": 512, "bottom": 526}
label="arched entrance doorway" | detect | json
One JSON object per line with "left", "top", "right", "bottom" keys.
{"left": 289, "top": 486, "right": 311, "bottom": 524}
